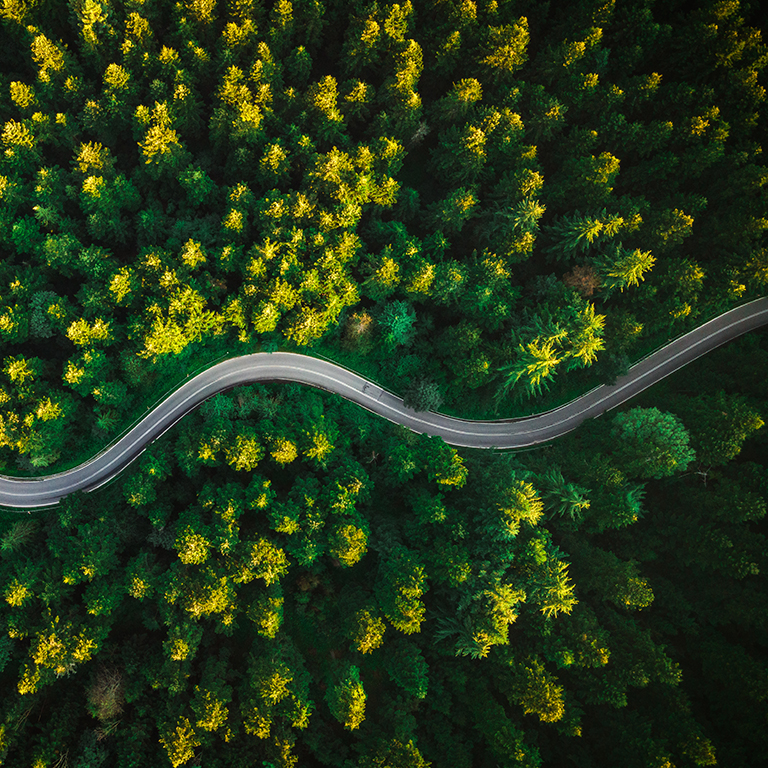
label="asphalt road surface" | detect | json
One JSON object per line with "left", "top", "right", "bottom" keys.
{"left": 2, "top": 296, "right": 767, "bottom": 509}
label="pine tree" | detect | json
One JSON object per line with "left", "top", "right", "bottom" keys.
{"left": 594, "top": 243, "right": 656, "bottom": 294}
{"left": 384, "top": 640, "right": 428, "bottom": 698}
{"left": 480, "top": 18, "right": 530, "bottom": 83}
{"left": 506, "top": 657, "right": 566, "bottom": 723}
{"left": 544, "top": 211, "right": 606, "bottom": 261}
{"left": 349, "top": 608, "right": 386, "bottom": 654}
{"left": 376, "top": 544, "right": 428, "bottom": 635}
{"left": 328, "top": 523, "right": 368, "bottom": 567}
{"left": 378, "top": 300, "right": 416, "bottom": 348}
{"left": 427, "top": 186, "right": 478, "bottom": 234}
{"left": 1, "top": 519, "right": 39, "bottom": 556}
{"left": 403, "top": 377, "right": 443, "bottom": 413}
{"left": 325, "top": 662, "right": 366, "bottom": 730}
{"left": 247, "top": 584, "right": 284, "bottom": 638}
{"left": 160, "top": 717, "right": 201, "bottom": 767}
{"left": 667, "top": 390, "right": 765, "bottom": 467}
{"left": 378, "top": 37, "right": 423, "bottom": 138}
{"left": 541, "top": 468, "right": 590, "bottom": 522}
{"left": 498, "top": 336, "right": 563, "bottom": 399}
{"left": 340, "top": 8, "right": 383, "bottom": 78}
{"left": 565, "top": 300, "right": 605, "bottom": 369}
{"left": 224, "top": 426, "right": 264, "bottom": 471}
{"left": 430, "top": 123, "right": 487, "bottom": 186}
{"left": 359, "top": 738, "right": 431, "bottom": 768}
{"left": 135, "top": 101, "right": 191, "bottom": 180}
{"left": 306, "top": 75, "right": 346, "bottom": 143}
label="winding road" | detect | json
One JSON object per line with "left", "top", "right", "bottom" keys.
{"left": 2, "top": 296, "right": 767, "bottom": 510}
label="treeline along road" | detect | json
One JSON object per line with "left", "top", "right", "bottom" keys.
{"left": 1, "top": 296, "right": 767, "bottom": 509}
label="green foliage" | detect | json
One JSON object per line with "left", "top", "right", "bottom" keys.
{"left": 160, "top": 716, "right": 201, "bottom": 767}
{"left": 224, "top": 426, "right": 264, "bottom": 471}
{"left": 594, "top": 242, "right": 656, "bottom": 294}
{"left": 350, "top": 607, "right": 386, "bottom": 654}
{"left": 360, "top": 738, "right": 431, "bottom": 768}
{"left": 533, "top": 557, "right": 578, "bottom": 620}
{"left": 498, "top": 298, "right": 606, "bottom": 398}
{"left": 479, "top": 477, "right": 544, "bottom": 540}
{"left": 670, "top": 390, "right": 765, "bottom": 467}
{"left": 175, "top": 524, "right": 211, "bottom": 565}
{"left": 247, "top": 537, "right": 290, "bottom": 585}
{"left": 376, "top": 544, "right": 427, "bottom": 635}
{"left": 0, "top": 3, "right": 765, "bottom": 767}
{"left": 1, "top": 519, "right": 38, "bottom": 556}
{"left": 378, "top": 300, "right": 416, "bottom": 348}
{"left": 325, "top": 662, "right": 366, "bottom": 730}
{"left": 611, "top": 407, "right": 696, "bottom": 479}
{"left": 541, "top": 468, "right": 590, "bottom": 522}
{"left": 480, "top": 18, "right": 530, "bottom": 83}
{"left": 427, "top": 186, "right": 478, "bottom": 234}
{"left": 179, "top": 165, "right": 218, "bottom": 208}
{"left": 403, "top": 376, "right": 443, "bottom": 412}
{"left": 328, "top": 522, "right": 368, "bottom": 567}
{"left": 577, "top": 456, "right": 646, "bottom": 533}
{"left": 136, "top": 101, "right": 191, "bottom": 179}
{"left": 384, "top": 639, "right": 428, "bottom": 699}
{"left": 435, "top": 579, "right": 526, "bottom": 659}
{"left": 247, "top": 584, "right": 284, "bottom": 638}
{"left": 306, "top": 75, "right": 346, "bottom": 142}
{"left": 507, "top": 657, "right": 566, "bottom": 723}
{"left": 544, "top": 208, "right": 622, "bottom": 261}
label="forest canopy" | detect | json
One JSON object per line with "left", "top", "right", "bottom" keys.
{"left": 0, "top": 0, "right": 765, "bottom": 468}
{"left": 0, "top": 0, "right": 766, "bottom": 767}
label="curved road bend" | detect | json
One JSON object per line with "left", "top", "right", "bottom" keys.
{"left": 2, "top": 296, "right": 767, "bottom": 509}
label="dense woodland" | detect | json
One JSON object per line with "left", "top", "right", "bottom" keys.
{"left": 0, "top": 0, "right": 766, "bottom": 766}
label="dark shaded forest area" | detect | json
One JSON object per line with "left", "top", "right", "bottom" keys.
{"left": 0, "top": 0, "right": 766, "bottom": 766}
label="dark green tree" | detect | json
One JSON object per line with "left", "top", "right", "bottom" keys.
{"left": 611, "top": 407, "right": 696, "bottom": 480}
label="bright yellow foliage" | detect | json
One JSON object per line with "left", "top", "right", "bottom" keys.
{"left": 31, "top": 34, "right": 65, "bottom": 82}
{"left": 176, "top": 526, "right": 211, "bottom": 565}
{"left": 2, "top": 120, "right": 34, "bottom": 148}
{"left": 271, "top": 437, "right": 298, "bottom": 465}
{"left": 10, "top": 81, "right": 36, "bottom": 109}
